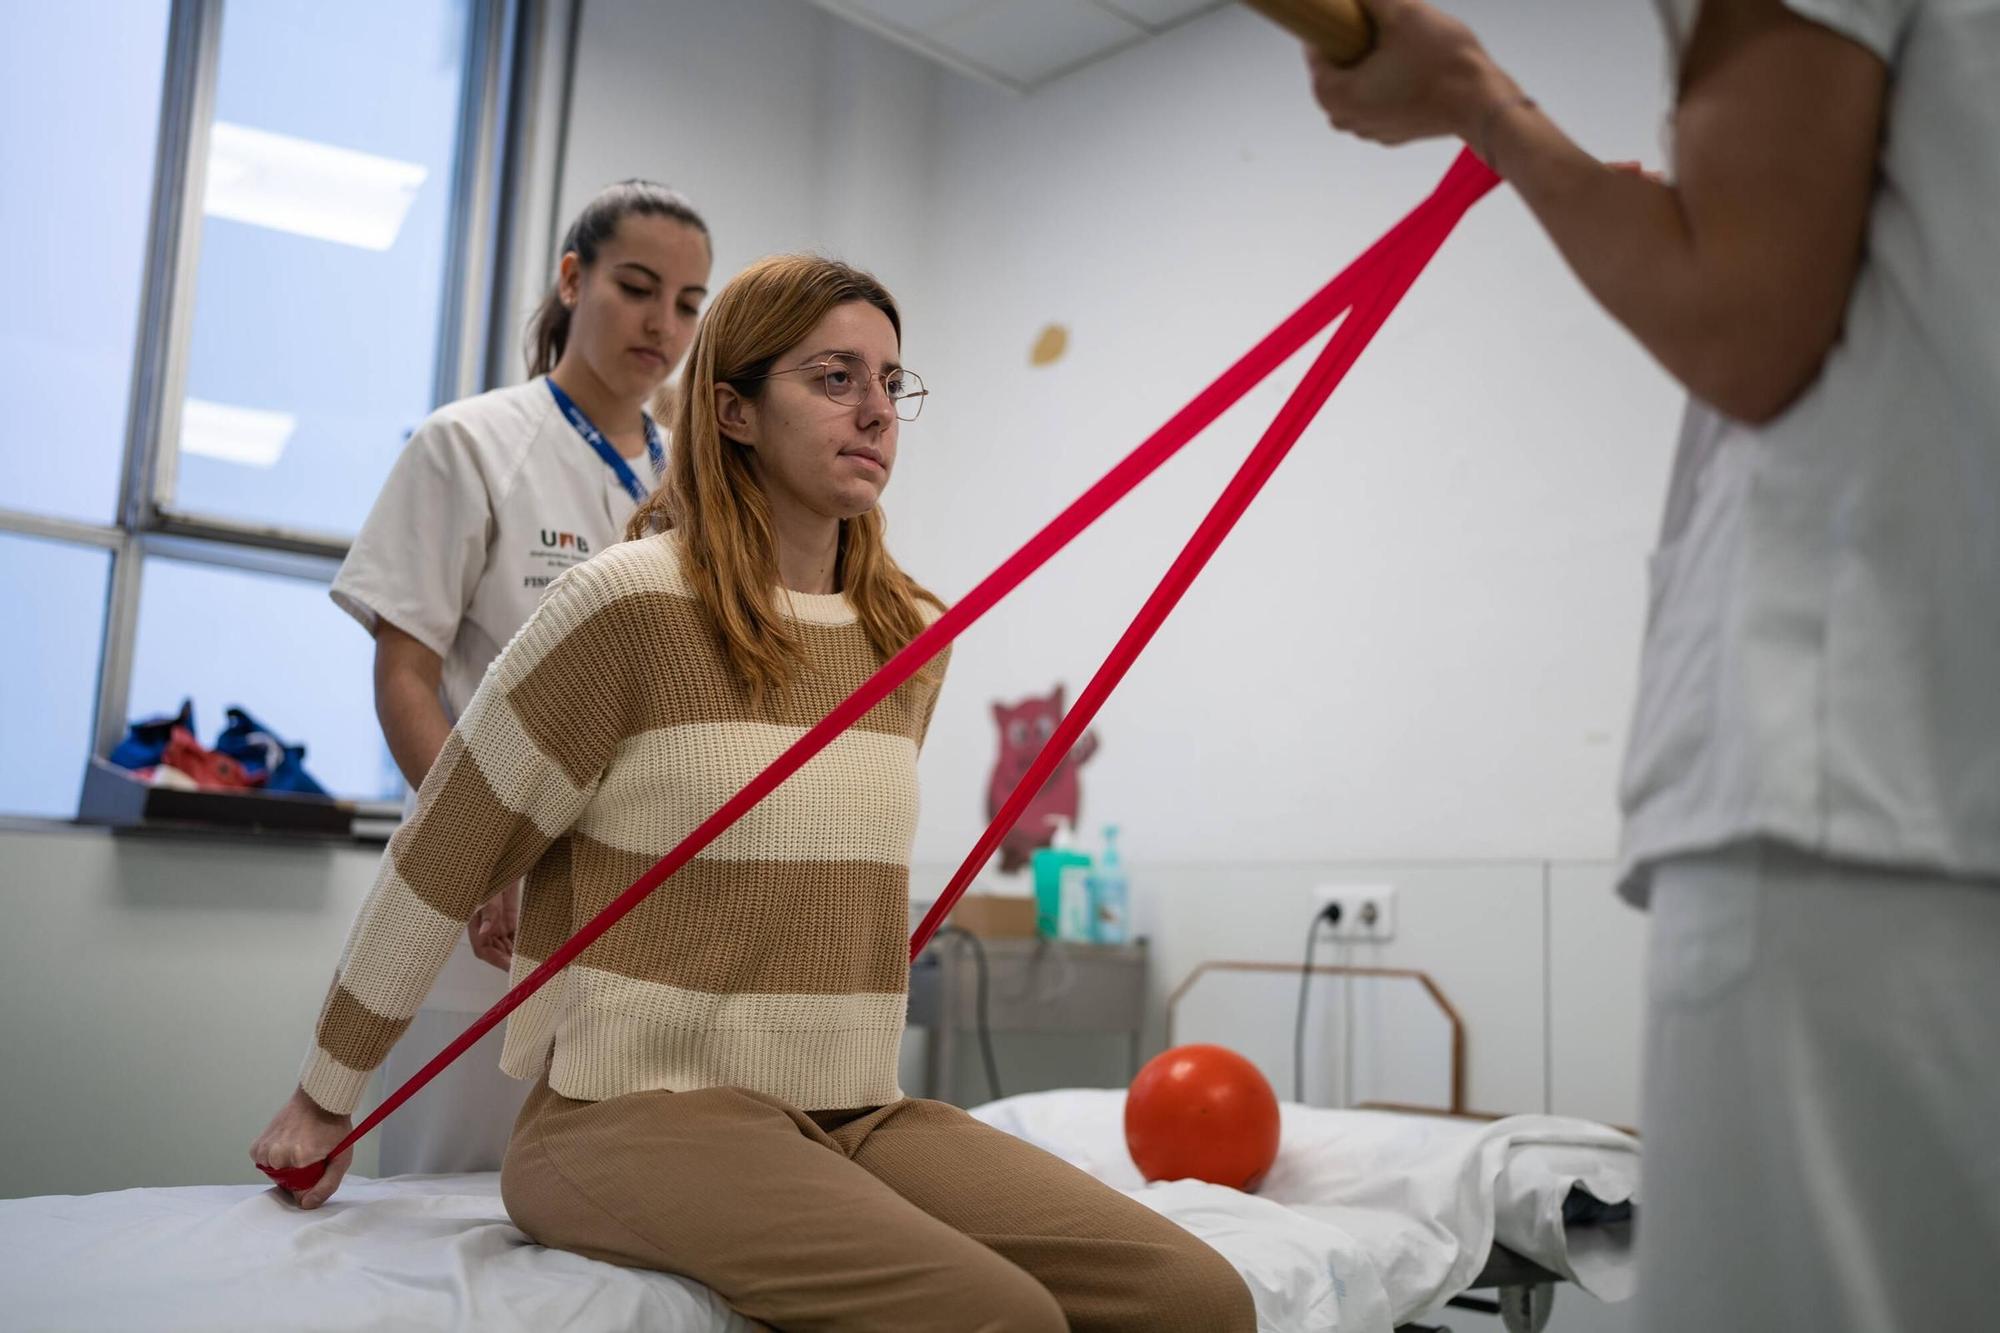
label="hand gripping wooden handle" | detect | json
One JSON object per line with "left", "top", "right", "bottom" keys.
{"left": 1242, "top": 0, "right": 1375, "bottom": 66}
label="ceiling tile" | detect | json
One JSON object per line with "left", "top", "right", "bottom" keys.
{"left": 932, "top": 0, "right": 1143, "bottom": 86}
{"left": 837, "top": 0, "right": 988, "bottom": 35}
{"left": 1090, "top": 0, "right": 1228, "bottom": 33}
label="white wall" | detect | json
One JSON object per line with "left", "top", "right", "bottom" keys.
{"left": 0, "top": 826, "right": 384, "bottom": 1198}
{"left": 919, "top": 857, "right": 1648, "bottom": 1128}
{"left": 896, "top": 1, "right": 1681, "bottom": 871}
{"left": 536, "top": 0, "right": 941, "bottom": 360}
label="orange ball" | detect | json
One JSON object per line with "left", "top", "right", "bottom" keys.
{"left": 1124, "top": 1043, "right": 1281, "bottom": 1192}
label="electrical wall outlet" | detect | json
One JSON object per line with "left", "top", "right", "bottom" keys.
{"left": 1311, "top": 883, "right": 1397, "bottom": 944}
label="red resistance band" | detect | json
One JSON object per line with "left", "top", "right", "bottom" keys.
{"left": 264, "top": 150, "right": 1498, "bottom": 1195}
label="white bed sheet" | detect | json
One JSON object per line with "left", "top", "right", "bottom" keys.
{"left": 971, "top": 1090, "right": 1641, "bottom": 1332}
{"left": 0, "top": 1095, "right": 1637, "bottom": 1333}
{"left": 0, "top": 1172, "right": 752, "bottom": 1333}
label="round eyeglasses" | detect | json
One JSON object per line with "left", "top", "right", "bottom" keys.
{"left": 754, "top": 352, "right": 928, "bottom": 421}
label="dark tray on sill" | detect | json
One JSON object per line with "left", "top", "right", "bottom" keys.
{"left": 76, "top": 756, "right": 354, "bottom": 837}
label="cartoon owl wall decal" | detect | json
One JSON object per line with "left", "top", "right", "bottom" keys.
{"left": 987, "top": 684, "right": 1100, "bottom": 873}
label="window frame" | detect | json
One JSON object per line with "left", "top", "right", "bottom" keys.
{"left": 0, "top": 0, "right": 578, "bottom": 825}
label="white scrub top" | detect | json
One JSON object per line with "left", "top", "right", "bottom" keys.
{"left": 332, "top": 377, "right": 660, "bottom": 728}
{"left": 1622, "top": 0, "right": 2000, "bottom": 901}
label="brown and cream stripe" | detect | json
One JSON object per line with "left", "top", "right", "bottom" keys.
{"left": 300, "top": 533, "right": 945, "bottom": 1116}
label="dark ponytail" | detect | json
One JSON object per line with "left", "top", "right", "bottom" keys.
{"left": 526, "top": 180, "right": 709, "bottom": 377}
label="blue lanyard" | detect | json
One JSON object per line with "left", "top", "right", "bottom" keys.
{"left": 546, "top": 377, "right": 665, "bottom": 503}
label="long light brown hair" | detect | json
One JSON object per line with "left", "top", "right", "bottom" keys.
{"left": 627, "top": 255, "right": 943, "bottom": 706}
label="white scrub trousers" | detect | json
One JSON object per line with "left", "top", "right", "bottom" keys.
{"left": 374, "top": 934, "right": 531, "bottom": 1176}
{"left": 1633, "top": 842, "right": 2000, "bottom": 1332}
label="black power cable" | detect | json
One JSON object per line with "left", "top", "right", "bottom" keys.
{"left": 936, "top": 925, "right": 1003, "bottom": 1103}
{"left": 1293, "top": 902, "right": 1343, "bottom": 1104}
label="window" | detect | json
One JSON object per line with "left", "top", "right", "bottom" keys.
{"left": 128, "top": 551, "right": 402, "bottom": 802}
{"left": 0, "top": 0, "right": 520, "bottom": 820}
{"left": 0, "top": 535, "right": 113, "bottom": 819}
{"left": 167, "top": 0, "right": 476, "bottom": 539}
{"left": 0, "top": 2, "right": 173, "bottom": 526}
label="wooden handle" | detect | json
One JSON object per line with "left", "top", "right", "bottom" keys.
{"left": 1242, "top": 0, "right": 1375, "bottom": 66}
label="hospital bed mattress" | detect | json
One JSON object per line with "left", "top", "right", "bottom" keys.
{"left": 0, "top": 1093, "right": 1637, "bottom": 1332}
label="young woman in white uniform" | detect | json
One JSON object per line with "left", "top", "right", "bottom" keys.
{"left": 1301, "top": 2, "right": 1999, "bottom": 1328}
{"left": 328, "top": 180, "right": 713, "bottom": 1174}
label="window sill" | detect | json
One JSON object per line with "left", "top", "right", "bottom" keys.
{"left": 0, "top": 811, "right": 396, "bottom": 848}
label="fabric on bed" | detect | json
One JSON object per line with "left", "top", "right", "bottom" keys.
{"left": 971, "top": 1090, "right": 1640, "bottom": 1328}
{"left": 0, "top": 1173, "right": 752, "bottom": 1333}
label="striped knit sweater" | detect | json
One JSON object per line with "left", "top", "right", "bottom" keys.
{"left": 300, "top": 532, "right": 947, "bottom": 1115}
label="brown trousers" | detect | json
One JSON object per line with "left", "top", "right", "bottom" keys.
{"left": 502, "top": 1075, "right": 1256, "bottom": 1332}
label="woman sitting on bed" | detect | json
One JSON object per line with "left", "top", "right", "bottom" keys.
{"left": 251, "top": 254, "right": 1255, "bottom": 1332}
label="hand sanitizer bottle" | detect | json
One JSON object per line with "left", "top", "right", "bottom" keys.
{"left": 1032, "top": 819, "right": 1090, "bottom": 939}
{"left": 1088, "top": 824, "right": 1129, "bottom": 945}
{"left": 1057, "top": 850, "right": 1094, "bottom": 943}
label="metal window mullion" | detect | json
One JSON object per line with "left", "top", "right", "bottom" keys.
{"left": 0, "top": 508, "right": 124, "bottom": 552}
{"left": 139, "top": 532, "right": 342, "bottom": 584}
{"left": 122, "top": 0, "right": 223, "bottom": 536}
{"left": 147, "top": 508, "right": 350, "bottom": 561}
{"left": 90, "top": 534, "right": 149, "bottom": 759}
